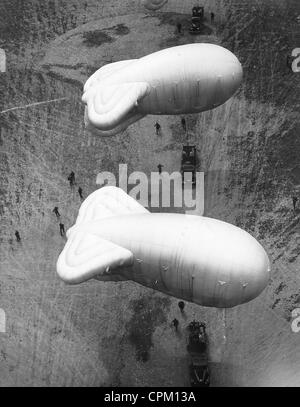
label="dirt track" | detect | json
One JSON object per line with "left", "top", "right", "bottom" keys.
{"left": 0, "top": 0, "right": 300, "bottom": 386}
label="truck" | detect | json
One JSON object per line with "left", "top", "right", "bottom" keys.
{"left": 187, "top": 321, "right": 210, "bottom": 387}
{"left": 180, "top": 145, "right": 197, "bottom": 187}
{"left": 189, "top": 6, "right": 204, "bottom": 35}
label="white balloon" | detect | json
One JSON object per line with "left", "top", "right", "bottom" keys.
{"left": 82, "top": 44, "right": 243, "bottom": 136}
{"left": 0, "top": 308, "right": 6, "bottom": 333}
{"left": 57, "top": 186, "right": 270, "bottom": 308}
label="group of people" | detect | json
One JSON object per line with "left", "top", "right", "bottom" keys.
{"left": 14, "top": 171, "right": 85, "bottom": 240}
{"left": 293, "top": 196, "right": 298, "bottom": 211}
{"left": 52, "top": 206, "right": 65, "bottom": 237}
